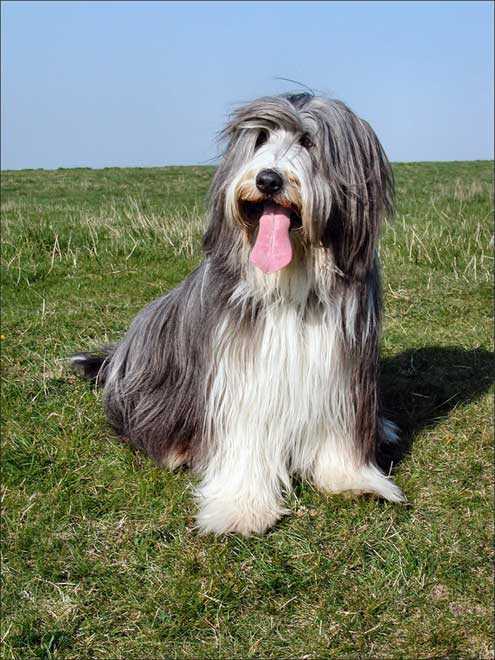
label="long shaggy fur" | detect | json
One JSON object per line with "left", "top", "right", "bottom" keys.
{"left": 72, "top": 92, "right": 405, "bottom": 536}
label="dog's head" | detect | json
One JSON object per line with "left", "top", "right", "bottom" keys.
{"left": 204, "top": 93, "right": 393, "bottom": 282}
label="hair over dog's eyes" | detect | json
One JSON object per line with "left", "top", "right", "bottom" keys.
{"left": 255, "top": 130, "right": 268, "bottom": 149}
{"left": 299, "top": 133, "right": 314, "bottom": 149}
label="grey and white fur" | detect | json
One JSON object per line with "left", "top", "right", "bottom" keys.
{"left": 71, "top": 92, "right": 405, "bottom": 536}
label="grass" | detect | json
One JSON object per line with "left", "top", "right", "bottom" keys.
{"left": 1, "top": 161, "right": 493, "bottom": 659}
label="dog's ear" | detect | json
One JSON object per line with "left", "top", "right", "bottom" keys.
{"left": 203, "top": 164, "right": 228, "bottom": 257}
{"left": 203, "top": 123, "right": 253, "bottom": 268}
{"left": 203, "top": 111, "right": 259, "bottom": 261}
{"left": 203, "top": 130, "right": 238, "bottom": 259}
{"left": 318, "top": 101, "right": 394, "bottom": 280}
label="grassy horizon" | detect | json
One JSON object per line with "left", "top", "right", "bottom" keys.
{"left": 1, "top": 161, "right": 493, "bottom": 658}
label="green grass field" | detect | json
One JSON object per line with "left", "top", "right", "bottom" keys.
{"left": 1, "top": 161, "right": 493, "bottom": 659}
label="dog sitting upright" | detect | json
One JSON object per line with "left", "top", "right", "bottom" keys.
{"left": 72, "top": 93, "right": 405, "bottom": 536}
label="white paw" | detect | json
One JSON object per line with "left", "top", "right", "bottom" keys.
{"left": 314, "top": 463, "right": 406, "bottom": 503}
{"left": 195, "top": 496, "right": 286, "bottom": 536}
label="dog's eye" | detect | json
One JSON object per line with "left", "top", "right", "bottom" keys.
{"left": 299, "top": 133, "right": 314, "bottom": 149}
{"left": 255, "top": 130, "right": 268, "bottom": 149}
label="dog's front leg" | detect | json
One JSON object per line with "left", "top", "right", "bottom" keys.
{"left": 310, "top": 344, "right": 404, "bottom": 501}
{"left": 194, "top": 428, "right": 290, "bottom": 536}
{"left": 310, "top": 278, "right": 404, "bottom": 503}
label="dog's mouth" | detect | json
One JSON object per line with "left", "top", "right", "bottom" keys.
{"left": 240, "top": 200, "right": 303, "bottom": 232}
{"left": 239, "top": 200, "right": 303, "bottom": 274}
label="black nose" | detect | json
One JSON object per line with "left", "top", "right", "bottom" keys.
{"left": 255, "top": 169, "right": 283, "bottom": 195}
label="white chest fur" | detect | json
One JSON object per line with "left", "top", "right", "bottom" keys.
{"left": 195, "top": 294, "right": 403, "bottom": 536}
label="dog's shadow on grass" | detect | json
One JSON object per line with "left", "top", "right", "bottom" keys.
{"left": 377, "top": 345, "right": 494, "bottom": 471}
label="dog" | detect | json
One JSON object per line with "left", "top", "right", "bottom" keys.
{"left": 71, "top": 92, "right": 405, "bottom": 536}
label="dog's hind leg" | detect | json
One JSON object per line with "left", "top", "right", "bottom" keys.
{"left": 161, "top": 447, "right": 192, "bottom": 471}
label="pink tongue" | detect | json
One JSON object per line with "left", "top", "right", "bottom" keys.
{"left": 249, "top": 203, "right": 293, "bottom": 273}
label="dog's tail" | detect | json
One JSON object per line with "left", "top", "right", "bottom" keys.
{"left": 69, "top": 345, "right": 115, "bottom": 387}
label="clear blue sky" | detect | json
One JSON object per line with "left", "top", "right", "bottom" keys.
{"left": 1, "top": 0, "right": 493, "bottom": 169}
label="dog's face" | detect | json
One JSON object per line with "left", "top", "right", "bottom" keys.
{"left": 205, "top": 94, "right": 394, "bottom": 281}
{"left": 228, "top": 126, "right": 311, "bottom": 233}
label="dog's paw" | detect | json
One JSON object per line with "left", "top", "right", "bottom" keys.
{"left": 314, "top": 463, "right": 406, "bottom": 503}
{"left": 161, "top": 448, "right": 190, "bottom": 471}
{"left": 195, "top": 497, "right": 286, "bottom": 536}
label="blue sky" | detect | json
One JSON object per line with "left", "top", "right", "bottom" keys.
{"left": 1, "top": 0, "right": 493, "bottom": 169}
